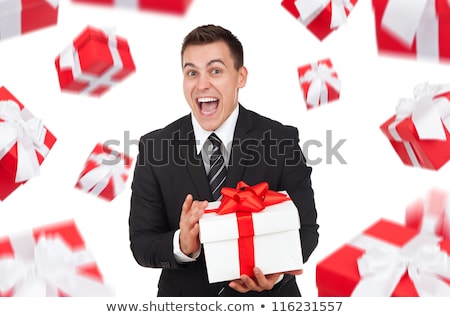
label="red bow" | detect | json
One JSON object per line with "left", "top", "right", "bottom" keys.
{"left": 206, "top": 181, "right": 291, "bottom": 215}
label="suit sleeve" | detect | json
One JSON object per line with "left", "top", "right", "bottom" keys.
{"left": 128, "top": 136, "right": 183, "bottom": 270}
{"left": 280, "top": 127, "right": 319, "bottom": 263}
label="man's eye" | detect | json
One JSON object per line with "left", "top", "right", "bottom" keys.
{"left": 212, "top": 69, "right": 221, "bottom": 74}
{"left": 187, "top": 70, "right": 196, "bottom": 76}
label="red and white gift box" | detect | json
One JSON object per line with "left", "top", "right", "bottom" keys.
{"left": 316, "top": 218, "right": 450, "bottom": 296}
{"left": 281, "top": 0, "right": 358, "bottom": 41}
{"left": 406, "top": 188, "right": 450, "bottom": 241}
{"left": 0, "top": 86, "right": 57, "bottom": 201}
{"left": 0, "top": 220, "right": 112, "bottom": 296}
{"left": 379, "top": 82, "right": 450, "bottom": 170}
{"left": 71, "top": 0, "right": 192, "bottom": 15}
{"left": 0, "top": 0, "right": 59, "bottom": 41}
{"left": 75, "top": 143, "right": 133, "bottom": 201}
{"left": 298, "top": 58, "right": 341, "bottom": 110}
{"left": 55, "top": 25, "right": 136, "bottom": 97}
{"left": 199, "top": 182, "right": 303, "bottom": 284}
{"left": 372, "top": 0, "right": 450, "bottom": 63}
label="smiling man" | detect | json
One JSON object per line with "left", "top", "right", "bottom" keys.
{"left": 129, "top": 25, "right": 319, "bottom": 297}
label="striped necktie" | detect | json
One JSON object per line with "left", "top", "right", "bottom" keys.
{"left": 207, "top": 133, "right": 227, "bottom": 201}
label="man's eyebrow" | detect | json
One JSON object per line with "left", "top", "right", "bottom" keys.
{"left": 207, "top": 59, "right": 226, "bottom": 67}
{"left": 183, "top": 59, "right": 227, "bottom": 69}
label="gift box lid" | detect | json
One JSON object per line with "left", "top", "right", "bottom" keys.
{"left": 73, "top": 25, "right": 131, "bottom": 52}
{"left": 199, "top": 193, "right": 300, "bottom": 244}
{"left": 0, "top": 0, "right": 59, "bottom": 14}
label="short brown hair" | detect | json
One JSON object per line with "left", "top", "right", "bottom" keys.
{"left": 181, "top": 24, "right": 244, "bottom": 70}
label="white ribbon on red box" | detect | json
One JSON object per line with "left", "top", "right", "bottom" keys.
{"left": 406, "top": 188, "right": 450, "bottom": 241}
{"left": 299, "top": 61, "right": 341, "bottom": 108}
{"left": 381, "top": 0, "right": 440, "bottom": 61}
{"left": 349, "top": 230, "right": 450, "bottom": 296}
{"left": 294, "top": 0, "right": 354, "bottom": 28}
{"left": 114, "top": 0, "right": 138, "bottom": 7}
{"left": 0, "top": 0, "right": 59, "bottom": 39}
{"left": 0, "top": 100, "right": 50, "bottom": 182}
{"left": 78, "top": 152, "right": 128, "bottom": 197}
{"left": 387, "top": 82, "right": 450, "bottom": 167}
{"left": 58, "top": 27, "right": 124, "bottom": 96}
{"left": 0, "top": 231, "right": 112, "bottom": 296}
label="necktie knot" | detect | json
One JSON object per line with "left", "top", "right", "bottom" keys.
{"left": 208, "top": 133, "right": 222, "bottom": 149}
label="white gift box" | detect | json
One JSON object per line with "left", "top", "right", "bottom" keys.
{"left": 199, "top": 193, "right": 303, "bottom": 284}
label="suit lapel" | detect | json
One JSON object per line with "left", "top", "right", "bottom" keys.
{"left": 179, "top": 115, "right": 213, "bottom": 201}
{"left": 226, "top": 105, "right": 255, "bottom": 188}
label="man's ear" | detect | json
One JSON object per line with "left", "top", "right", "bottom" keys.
{"left": 238, "top": 66, "right": 248, "bottom": 88}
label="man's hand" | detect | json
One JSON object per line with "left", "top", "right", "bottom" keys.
{"left": 228, "top": 268, "right": 303, "bottom": 293}
{"left": 179, "top": 194, "right": 207, "bottom": 256}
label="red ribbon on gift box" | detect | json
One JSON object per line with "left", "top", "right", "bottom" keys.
{"left": 205, "top": 181, "right": 291, "bottom": 277}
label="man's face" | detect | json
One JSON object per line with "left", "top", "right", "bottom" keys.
{"left": 182, "top": 41, "right": 247, "bottom": 131}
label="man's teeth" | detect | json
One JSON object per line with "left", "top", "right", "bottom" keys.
{"left": 198, "top": 97, "right": 217, "bottom": 103}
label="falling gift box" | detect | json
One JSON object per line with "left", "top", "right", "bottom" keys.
{"left": 70, "top": 0, "right": 193, "bottom": 15}
{"left": 0, "top": 86, "right": 57, "bottom": 201}
{"left": 316, "top": 218, "right": 450, "bottom": 296}
{"left": 199, "top": 182, "right": 303, "bottom": 284}
{"left": 0, "top": 219, "right": 113, "bottom": 296}
{"left": 281, "top": 0, "right": 358, "bottom": 41}
{"left": 55, "top": 26, "right": 136, "bottom": 97}
{"left": 379, "top": 82, "right": 450, "bottom": 170}
{"left": 406, "top": 188, "right": 450, "bottom": 241}
{"left": 298, "top": 58, "right": 341, "bottom": 110}
{"left": 75, "top": 143, "right": 133, "bottom": 201}
{"left": 0, "top": 0, "right": 59, "bottom": 41}
{"left": 372, "top": 0, "right": 450, "bottom": 63}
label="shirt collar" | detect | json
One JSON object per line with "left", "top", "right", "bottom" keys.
{"left": 191, "top": 105, "right": 239, "bottom": 155}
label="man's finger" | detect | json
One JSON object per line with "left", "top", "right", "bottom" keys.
{"left": 181, "top": 194, "right": 193, "bottom": 214}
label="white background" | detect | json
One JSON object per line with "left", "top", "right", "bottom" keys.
{"left": 1, "top": 0, "right": 450, "bottom": 309}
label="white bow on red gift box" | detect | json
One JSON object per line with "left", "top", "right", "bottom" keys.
{"left": 349, "top": 188, "right": 450, "bottom": 296}
{"left": 0, "top": 232, "right": 112, "bottom": 296}
{"left": 58, "top": 27, "right": 125, "bottom": 96}
{"left": 0, "top": 100, "right": 50, "bottom": 182}
{"left": 350, "top": 231, "right": 450, "bottom": 296}
{"left": 77, "top": 152, "right": 129, "bottom": 199}
{"left": 299, "top": 61, "right": 341, "bottom": 109}
{"left": 377, "top": 0, "right": 449, "bottom": 61}
{"left": 386, "top": 82, "right": 450, "bottom": 167}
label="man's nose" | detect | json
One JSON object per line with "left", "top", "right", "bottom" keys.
{"left": 196, "top": 73, "right": 211, "bottom": 90}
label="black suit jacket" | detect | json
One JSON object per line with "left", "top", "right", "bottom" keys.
{"left": 129, "top": 105, "right": 319, "bottom": 296}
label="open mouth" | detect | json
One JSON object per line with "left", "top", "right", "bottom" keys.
{"left": 197, "top": 97, "right": 219, "bottom": 116}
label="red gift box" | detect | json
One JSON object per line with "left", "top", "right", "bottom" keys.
{"left": 0, "top": 220, "right": 112, "bottom": 296}
{"left": 281, "top": 0, "right": 358, "bottom": 41}
{"left": 316, "top": 218, "right": 450, "bottom": 296}
{"left": 55, "top": 25, "right": 136, "bottom": 97}
{"left": 0, "top": 86, "right": 57, "bottom": 201}
{"left": 0, "top": 0, "right": 59, "bottom": 41}
{"left": 71, "top": 0, "right": 192, "bottom": 15}
{"left": 372, "top": 0, "right": 450, "bottom": 63}
{"left": 297, "top": 58, "right": 341, "bottom": 110}
{"left": 406, "top": 188, "right": 450, "bottom": 241}
{"left": 75, "top": 143, "right": 133, "bottom": 201}
{"left": 200, "top": 182, "right": 302, "bottom": 283}
{"left": 379, "top": 82, "right": 450, "bottom": 170}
